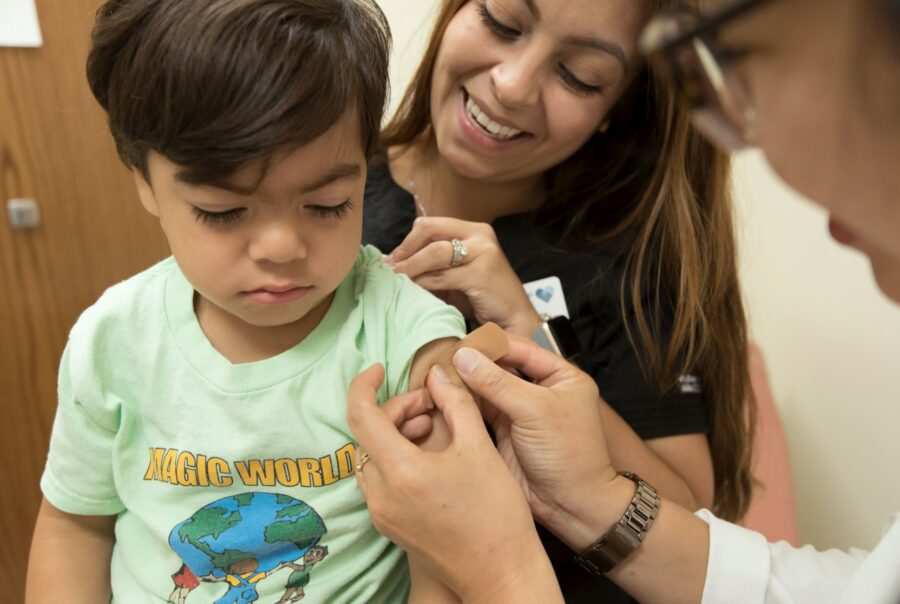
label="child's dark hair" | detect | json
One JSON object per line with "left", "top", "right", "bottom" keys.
{"left": 87, "top": 0, "right": 391, "bottom": 186}
{"left": 887, "top": 0, "right": 900, "bottom": 36}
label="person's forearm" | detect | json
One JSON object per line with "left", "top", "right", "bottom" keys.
{"left": 465, "top": 546, "right": 564, "bottom": 604}
{"left": 408, "top": 519, "right": 564, "bottom": 604}
{"left": 541, "top": 475, "right": 709, "bottom": 604}
{"left": 610, "top": 496, "right": 710, "bottom": 604}
{"left": 408, "top": 556, "right": 461, "bottom": 604}
{"left": 26, "top": 499, "right": 115, "bottom": 604}
{"left": 598, "top": 401, "right": 708, "bottom": 510}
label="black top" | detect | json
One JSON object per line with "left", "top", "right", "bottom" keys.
{"left": 363, "top": 161, "right": 707, "bottom": 603}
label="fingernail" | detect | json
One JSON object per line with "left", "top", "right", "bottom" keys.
{"left": 385, "top": 253, "right": 394, "bottom": 263}
{"left": 430, "top": 364, "right": 451, "bottom": 383}
{"left": 452, "top": 348, "right": 480, "bottom": 374}
{"left": 418, "top": 388, "right": 434, "bottom": 410}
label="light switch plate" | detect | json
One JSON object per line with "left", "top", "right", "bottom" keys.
{"left": 7, "top": 198, "right": 41, "bottom": 230}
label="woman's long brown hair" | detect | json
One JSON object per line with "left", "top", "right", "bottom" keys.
{"left": 382, "top": 0, "right": 755, "bottom": 521}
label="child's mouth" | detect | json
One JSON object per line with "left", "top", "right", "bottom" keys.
{"left": 244, "top": 286, "right": 312, "bottom": 304}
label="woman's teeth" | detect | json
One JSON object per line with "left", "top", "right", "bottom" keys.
{"left": 466, "top": 96, "right": 523, "bottom": 140}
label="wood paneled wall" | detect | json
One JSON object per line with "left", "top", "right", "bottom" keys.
{"left": 0, "top": 1, "right": 169, "bottom": 600}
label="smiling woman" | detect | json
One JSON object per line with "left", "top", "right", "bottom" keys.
{"left": 362, "top": 0, "right": 754, "bottom": 601}
{"left": 427, "top": 0, "right": 641, "bottom": 181}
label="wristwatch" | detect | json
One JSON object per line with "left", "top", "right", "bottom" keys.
{"left": 530, "top": 314, "right": 581, "bottom": 360}
{"left": 573, "top": 472, "right": 660, "bottom": 575}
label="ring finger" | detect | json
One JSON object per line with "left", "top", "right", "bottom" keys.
{"left": 389, "top": 239, "right": 474, "bottom": 278}
{"left": 354, "top": 448, "right": 384, "bottom": 500}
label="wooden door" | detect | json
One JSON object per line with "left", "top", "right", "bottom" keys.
{"left": 0, "top": 1, "right": 169, "bottom": 599}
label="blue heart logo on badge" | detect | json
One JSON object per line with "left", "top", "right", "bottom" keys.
{"left": 535, "top": 287, "right": 554, "bottom": 303}
{"left": 524, "top": 276, "right": 569, "bottom": 318}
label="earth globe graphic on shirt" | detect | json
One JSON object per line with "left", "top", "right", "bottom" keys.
{"left": 168, "top": 492, "right": 327, "bottom": 604}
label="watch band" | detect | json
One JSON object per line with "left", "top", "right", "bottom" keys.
{"left": 530, "top": 314, "right": 581, "bottom": 360}
{"left": 573, "top": 472, "right": 660, "bottom": 575}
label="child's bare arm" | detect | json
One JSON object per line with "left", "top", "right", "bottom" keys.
{"left": 406, "top": 324, "right": 510, "bottom": 452}
{"left": 406, "top": 337, "right": 458, "bottom": 452}
{"left": 26, "top": 498, "right": 115, "bottom": 604}
{"left": 403, "top": 337, "right": 463, "bottom": 603}
{"left": 402, "top": 326, "right": 509, "bottom": 602}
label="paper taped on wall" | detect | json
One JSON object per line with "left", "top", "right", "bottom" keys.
{"left": 0, "top": 0, "right": 43, "bottom": 48}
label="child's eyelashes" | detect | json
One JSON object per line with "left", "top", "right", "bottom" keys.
{"left": 191, "top": 206, "right": 245, "bottom": 225}
{"left": 309, "top": 199, "right": 354, "bottom": 219}
{"left": 190, "top": 200, "right": 354, "bottom": 226}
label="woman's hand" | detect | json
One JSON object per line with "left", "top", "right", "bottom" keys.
{"left": 387, "top": 217, "right": 541, "bottom": 336}
{"left": 451, "top": 335, "right": 622, "bottom": 540}
{"left": 347, "top": 364, "right": 562, "bottom": 603}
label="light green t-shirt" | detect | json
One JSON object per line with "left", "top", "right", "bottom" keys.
{"left": 41, "top": 245, "right": 465, "bottom": 604}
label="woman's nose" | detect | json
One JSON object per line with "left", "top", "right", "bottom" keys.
{"left": 248, "top": 220, "right": 307, "bottom": 265}
{"left": 490, "top": 51, "right": 542, "bottom": 108}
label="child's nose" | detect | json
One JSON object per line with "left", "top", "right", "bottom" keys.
{"left": 248, "top": 221, "right": 307, "bottom": 264}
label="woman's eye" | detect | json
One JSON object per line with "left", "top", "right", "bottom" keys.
{"left": 714, "top": 45, "right": 753, "bottom": 67}
{"left": 191, "top": 206, "right": 246, "bottom": 226}
{"left": 478, "top": 3, "right": 520, "bottom": 40}
{"left": 558, "top": 64, "right": 604, "bottom": 96}
{"left": 309, "top": 199, "right": 354, "bottom": 219}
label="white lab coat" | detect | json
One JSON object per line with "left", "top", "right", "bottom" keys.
{"left": 697, "top": 510, "right": 900, "bottom": 603}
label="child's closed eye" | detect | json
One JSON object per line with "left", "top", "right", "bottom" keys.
{"left": 308, "top": 199, "right": 354, "bottom": 219}
{"left": 191, "top": 206, "right": 246, "bottom": 225}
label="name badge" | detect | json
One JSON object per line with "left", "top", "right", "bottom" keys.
{"left": 523, "top": 276, "right": 569, "bottom": 318}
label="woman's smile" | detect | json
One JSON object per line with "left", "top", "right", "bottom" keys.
{"left": 457, "top": 88, "right": 533, "bottom": 152}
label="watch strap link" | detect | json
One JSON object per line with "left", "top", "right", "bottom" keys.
{"left": 573, "top": 471, "right": 660, "bottom": 575}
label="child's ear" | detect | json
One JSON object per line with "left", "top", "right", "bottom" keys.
{"left": 133, "top": 169, "right": 160, "bottom": 217}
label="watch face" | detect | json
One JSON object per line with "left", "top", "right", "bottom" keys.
{"left": 547, "top": 316, "right": 581, "bottom": 359}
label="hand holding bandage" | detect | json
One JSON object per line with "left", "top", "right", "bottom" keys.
{"left": 352, "top": 324, "right": 509, "bottom": 468}
{"left": 422, "top": 322, "right": 509, "bottom": 409}
{"left": 347, "top": 334, "right": 542, "bottom": 601}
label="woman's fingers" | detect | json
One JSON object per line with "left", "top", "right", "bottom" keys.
{"left": 424, "top": 366, "right": 495, "bottom": 451}
{"left": 380, "top": 389, "right": 435, "bottom": 441}
{"left": 347, "top": 364, "right": 421, "bottom": 468}
{"left": 398, "top": 413, "right": 434, "bottom": 441}
{"left": 382, "top": 388, "right": 432, "bottom": 425}
{"left": 390, "top": 239, "right": 471, "bottom": 278}
{"left": 496, "top": 335, "right": 583, "bottom": 386}
{"left": 411, "top": 268, "right": 467, "bottom": 293}
{"left": 450, "top": 347, "right": 546, "bottom": 420}
{"left": 388, "top": 216, "right": 478, "bottom": 262}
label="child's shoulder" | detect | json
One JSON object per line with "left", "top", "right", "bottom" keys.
{"left": 349, "top": 244, "right": 464, "bottom": 326}
{"left": 351, "top": 244, "right": 406, "bottom": 295}
{"left": 70, "top": 256, "right": 175, "bottom": 341}
{"left": 350, "top": 244, "right": 437, "bottom": 305}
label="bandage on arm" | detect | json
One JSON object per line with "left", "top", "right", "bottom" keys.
{"left": 423, "top": 322, "right": 509, "bottom": 408}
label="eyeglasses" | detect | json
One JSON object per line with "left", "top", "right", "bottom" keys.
{"left": 640, "top": 0, "right": 770, "bottom": 150}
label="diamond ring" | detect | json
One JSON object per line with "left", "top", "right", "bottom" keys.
{"left": 450, "top": 238, "right": 468, "bottom": 268}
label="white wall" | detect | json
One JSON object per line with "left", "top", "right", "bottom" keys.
{"left": 378, "top": 1, "right": 438, "bottom": 119}
{"left": 378, "top": 0, "right": 900, "bottom": 552}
